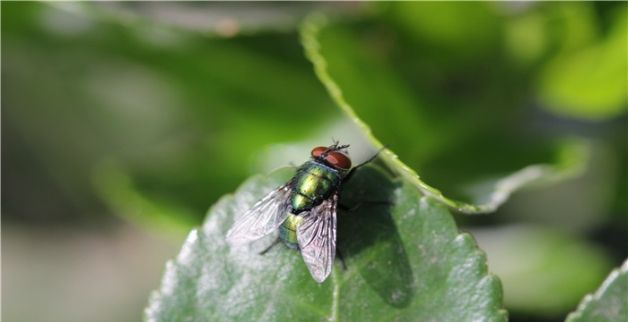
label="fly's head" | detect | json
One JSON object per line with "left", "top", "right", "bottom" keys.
{"left": 310, "top": 142, "right": 352, "bottom": 172}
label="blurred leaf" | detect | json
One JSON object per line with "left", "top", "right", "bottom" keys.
{"left": 473, "top": 225, "right": 613, "bottom": 315}
{"left": 460, "top": 138, "right": 590, "bottom": 209}
{"left": 146, "top": 166, "right": 506, "bottom": 321}
{"left": 301, "top": 14, "right": 589, "bottom": 214}
{"left": 546, "top": 2, "right": 600, "bottom": 52}
{"left": 566, "top": 259, "right": 628, "bottom": 322}
{"left": 80, "top": 2, "right": 355, "bottom": 37}
{"left": 504, "top": 2, "right": 599, "bottom": 67}
{"left": 504, "top": 9, "right": 549, "bottom": 67}
{"left": 93, "top": 161, "right": 196, "bottom": 234}
{"left": 378, "top": 2, "right": 502, "bottom": 63}
{"left": 537, "top": 4, "right": 628, "bottom": 120}
{"left": 2, "top": 2, "right": 340, "bottom": 225}
{"left": 500, "top": 140, "right": 617, "bottom": 232}
{"left": 613, "top": 133, "right": 628, "bottom": 216}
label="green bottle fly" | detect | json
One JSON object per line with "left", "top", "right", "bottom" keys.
{"left": 280, "top": 160, "right": 345, "bottom": 248}
{"left": 226, "top": 143, "right": 354, "bottom": 282}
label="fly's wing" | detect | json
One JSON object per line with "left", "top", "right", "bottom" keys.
{"left": 297, "top": 193, "right": 338, "bottom": 283}
{"left": 226, "top": 184, "right": 291, "bottom": 245}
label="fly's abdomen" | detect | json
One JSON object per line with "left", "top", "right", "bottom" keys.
{"left": 279, "top": 214, "right": 302, "bottom": 249}
{"left": 290, "top": 161, "right": 340, "bottom": 213}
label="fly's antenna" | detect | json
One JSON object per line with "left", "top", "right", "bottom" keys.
{"left": 326, "top": 139, "right": 350, "bottom": 154}
{"left": 330, "top": 138, "right": 339, "bottom": 149}
{"left": 335, "top": 144, "right": 350, "bottom": 154}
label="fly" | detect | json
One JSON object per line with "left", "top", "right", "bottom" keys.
{"left": 227, "top": 142, "right": 366, "bottom": 282}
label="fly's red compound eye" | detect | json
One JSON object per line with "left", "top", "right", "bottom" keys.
{"left": 311, "top": 146, "right": 327, "bottom": 158}
{"left": 325, "top": 151, "right": 352, "bottom": 170}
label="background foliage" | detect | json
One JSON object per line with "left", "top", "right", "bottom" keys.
{"left": 2, "top": 2, "right": 626, "bottom": 322}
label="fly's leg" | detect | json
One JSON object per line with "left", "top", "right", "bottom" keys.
{"left": 336, "top": 247, "right": 348, "bottom": 270}
{"left": 339, "top": 200, "right": 392, "bottom": 212}
{"left": 259, "top": 238, "right": 281, "bottom": 255}
{"left": 344, "top": 146, "right": 386, "bottom": 183}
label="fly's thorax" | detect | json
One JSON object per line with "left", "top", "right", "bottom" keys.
{"left": 289, "top": 160, "right": 342, "bottom": 213}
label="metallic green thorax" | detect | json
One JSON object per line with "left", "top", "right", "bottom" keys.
{"left": 279, "top": 160, "right": 344, "bottom": 248}
{"left": 290, "top": 161, "right": 342, "bottom": 213}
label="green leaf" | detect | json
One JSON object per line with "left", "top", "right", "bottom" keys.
{"left": 145, "top": 166, "right": 506, "bottom": 321}
{"left": 300, "top": 14, "right": 588, "bottom": 214}
{"left": 537, "top": 5, "right": 628, "bottom": 120}
{"left": 3, "top": 2, "right": 339, "bottom": 225}
{"left": 566, "top": 259, "right": 628, "bottom": 322}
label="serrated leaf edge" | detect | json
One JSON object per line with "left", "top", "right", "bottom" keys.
{"left": 145, "top": 170, "right": 509, "bottom": 321}
{"left": 565, "top": 259, "right": 628, "bottom": 322}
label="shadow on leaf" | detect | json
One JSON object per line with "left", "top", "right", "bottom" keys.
{"left": 338, "top": 165, "right": 415, "bottom": 308}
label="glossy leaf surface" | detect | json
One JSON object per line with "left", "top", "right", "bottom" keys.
{"left": 145, "top": 166, "right": 506, "bottom": 322}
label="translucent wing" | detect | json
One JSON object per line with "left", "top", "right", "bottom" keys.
{"left": 226, "top": 184, "right": 291, "bottom": 245}
{"left": 297, "top": 193, "right": 338, "bottom": 283}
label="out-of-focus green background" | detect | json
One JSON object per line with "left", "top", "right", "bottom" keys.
{"left": 2, "top": 2, "right": 626, "bottom": 322}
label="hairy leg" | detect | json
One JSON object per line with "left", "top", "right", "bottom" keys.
{"left": 344, "top": 147, "right": 385, "bottom": 182}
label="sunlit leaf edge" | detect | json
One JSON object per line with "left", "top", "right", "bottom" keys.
{"left": 300, "top": 13, "right": 589, "bottom": 214}
{"left": 565, "top": 259, "right": 628, "bottom": 322}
